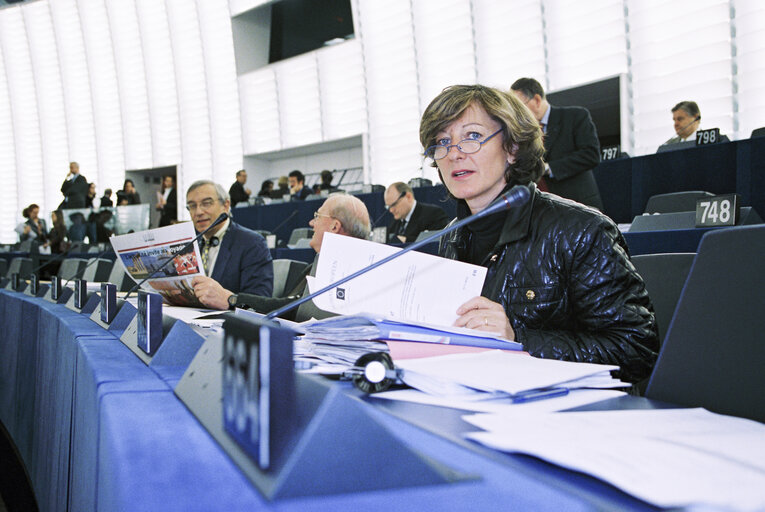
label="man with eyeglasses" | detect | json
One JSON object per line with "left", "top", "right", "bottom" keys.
{"left": 511, "top": 77, "right": 603, "bottom": 210}
{"left": 230, "top": 193, "right": 371, "bottom": 321}
{"left": 186, "top": 180, "right": 273, "bottom": 310}
{"left": 384, "top": 182, "right": 449, "bottom": 244}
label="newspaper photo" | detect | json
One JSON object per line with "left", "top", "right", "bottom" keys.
{"left": 110, "top": 222, "right": 206, "bottom": 307}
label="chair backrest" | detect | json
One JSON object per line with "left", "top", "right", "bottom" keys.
{"left": 645, "top": 225, "right": 765, "bottom": 423}
{"left": 82, "top": 258, "right": 114, "bottom": 282}
{"left": 0, "top": 259, "right": 7, "bottom": 278}
{"left": 288, "top": 228, "right": 314, "bottom": 245}
{"left": 272, "top": 259, "right": 310, "bottom": 298}
{"left": 289, "top": 238, "right": 313, "bottom": 250}
{"left": 414, "top": 230, "right": 442, "bottom": 243}
{"left": 7, "top": 257, "right": 33, "bottom": 279}
{"left": 644, "top": 191, "right": 715, "bottom": 214}
{"left": 19, "top": 239, "right": 39, "bottom": 254}
{"left": 751, "top": 127, "right": 765, "bottom": 139}
{"left": 631, "top": 253, "right": 695, "bottom": 345}
{"left": 106, "top": 261, "right": 135, "bottom": 292}
{"left": 57, "top": 258, "right": 88, "bottom": 281}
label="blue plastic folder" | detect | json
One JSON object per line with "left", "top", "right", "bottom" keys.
{"left": 302, "top": 314, "right": 523, "bottom": 351}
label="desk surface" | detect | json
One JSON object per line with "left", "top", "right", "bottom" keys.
{"left": 0, "top": 290, "right": 674, "bottom": 511}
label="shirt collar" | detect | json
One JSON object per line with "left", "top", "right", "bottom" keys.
{"left": 403, "top": 200, "right": 417, "bottom": 224}
{"left": 540, "top": 104, "right": 551, "bottom": 129}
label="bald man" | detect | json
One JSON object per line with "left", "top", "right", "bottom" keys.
{"left": 232, "top": 193, "right": 371, "bottom": 321}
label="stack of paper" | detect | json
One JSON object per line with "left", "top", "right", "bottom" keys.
{"left": 463, "top": 408, "right": 765, "bottom": 510}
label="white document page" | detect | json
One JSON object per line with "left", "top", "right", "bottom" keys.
{"left": 463, "top": 408, "right": 765, "bottom": 511}
{"left": 308, "top": 233, "right": 487, "bottom": 326}
{"left": 395, "top": 350, "right": 621, "bottom": 395}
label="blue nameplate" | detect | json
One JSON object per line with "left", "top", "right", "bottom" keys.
{"left": 51, "top": 275, "right": 61, "bottom": 300}
{"left": 30, "top": 273, "right": 38, "bottom": 295}
{"left": 74, "top": 279, "right": 87, "bottom": 309}
{"left": 222, "top": 315, "right": 295, "bottom": 470}
{"left": 137, "top": 291, "right": 163, "bottom": 355}
{"left": 100, "top": 283, "right": 117, "bottom": 324}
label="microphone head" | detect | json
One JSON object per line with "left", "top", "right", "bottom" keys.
{"left": 482, "top": 185, "right": 531, "bottom": 216}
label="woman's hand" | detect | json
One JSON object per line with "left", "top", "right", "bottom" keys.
{"left": 454, "top": 296, "right": 515, "bottom": 340}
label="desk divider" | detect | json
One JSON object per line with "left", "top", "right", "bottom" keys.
{"left": 89, "top": 298, "right": 136, "bottom": 334}
{"left": 119, "top": 313, "right": 205, "bottom": 368}
{"left": 64, "top": 291, "right": 100, "bottom": 315}
{"left": 174, "top": 326, "right": 472, "bottom": 500}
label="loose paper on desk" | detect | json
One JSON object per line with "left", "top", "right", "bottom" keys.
{"left": 306, "top": 233, "right": 487, "bottom": 326}
{"left": 110, "top": 222, "right": 206, "bottom": 307}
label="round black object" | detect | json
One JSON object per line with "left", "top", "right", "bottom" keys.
{"left": 352, "top": 352, "right": 396, "bottom": 394}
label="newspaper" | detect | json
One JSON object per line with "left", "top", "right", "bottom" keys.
{"left": 110, "top": 222, "right": 206, "bottom": 307}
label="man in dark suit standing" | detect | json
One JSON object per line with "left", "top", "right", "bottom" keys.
{"left": 228, "top": 169, "right": 251, "bottom": 207}
{"left": 511, "top": 78, "right": 603, "bottom": 210}
{"left": 385, "top": 182, "right": 449, "bottom": 243}
{"left": 60, "top": 161, "right": 89, "bottom": 209}
{"left": 187, "top": 180, "right": 273, "bottom": 310}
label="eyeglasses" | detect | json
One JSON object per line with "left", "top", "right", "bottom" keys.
{"left": 313, "top": 211, "right": 334, "bottom": 220}
{"left": 424, "top": 128, "right": 503, "bottom": 160}
{"left": 385, "top": 191, "right": 406, "bottom": 211}
{"left": 186, "top": 198, "right": 219, "bottom": 212}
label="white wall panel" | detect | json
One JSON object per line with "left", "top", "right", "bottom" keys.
{"left": 239, "top": 68, "right": 281, "bottom": 155}
{"left": 276, "top": 54, "right": 322, "bottom": 149}
{"left": 317, "top": 40, "right": 367, "bottom": 141}
{"left": 0, "top": 31, "right": 19, "bottom": 242}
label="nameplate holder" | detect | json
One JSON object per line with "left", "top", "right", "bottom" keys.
{"left": 11, "top": 273, "right": 20, "bottom": 291}
{"left": 90, "top": 297, "right": 136, "bottom": 334}
{"left": 29, "top": 274, "right": 39, "bottom": 295}
{"left": 601, "top": 144, "right": 621, "bottom": 161}
{"left": 50, "top": 276, "right": 62, "bottom": 301}
{"left": 99, "top": 283, "right": 117, "bottom": 323}
{"left": 74, "top": 279, "right": 87, "bottom": 309}
{"left": 174, "top": 315, "right": 469, "bottom": 500}
{"left": 696, "top": 128, "right": 721, "bottom": 146}
{"left": 137, "top": 291, "right": 163, "bottom": 356}
{"left": 696, "top": 193, "right": 740, "bottom": 227}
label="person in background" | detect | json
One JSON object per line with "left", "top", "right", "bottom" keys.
{"left": 659, "top": 101, "right": 701, "bottom": 147}
{"left": 117, "top": 179, "right": 141, "bottom": 205}
{"left": 16, "top": 204, "right": 48, "bottom": 246}
{"left": 288, "top": 170, "right": 311, "bottom": 201}
{"left": 318, "top": 169, "right": 337, "bottom": 192}
{"left": 258, "top": 180, "right": 274, "bottom": 198}
{"left": 86, "top": 183, "right": 97, "bottom": 208}
{"left": 384, "top": 182, "right": 449, "bottom": 243}
{"left": 48, "top": 210, "right": 69, "bottom": 254}
{"left": 229, "top": 170, "right": 251, "bottom": 207}
{"left": 187, "top": 180, "right": 273, "bottom": 310}
{"left": 157, "top": 175, "right": 177, "bottom": 226}
{"left": 511, "top": 77, "right": 603, "bottom": 210}
{"left": 232, "top": 193, "right": 371, "bottom": 321}
{"left": 420, "top": 84, "right": 658, "bottom": 384}
{"left": 60, "top": 161, "right": 89, "bottom": 209}
{"left": 275, "top": 176, "right": 290, "bottom": 198}
{"left": 100, "top": 188, "right": 114, "bottom": 208}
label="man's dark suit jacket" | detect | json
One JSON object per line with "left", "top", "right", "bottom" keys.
{"left": 210, "top": 221, "right": 273, "bottom": 297}
{"left": 544, "top": 105, "right": 604, "bottom": 210}
{"left": 159, "top": 188, "right": 177, "bottom": 227}
{"left": 60, "top": 174, "right": 89, "bottom": 209}
{"left": 229, "top": 181, "right": 250, "bottom": 207}
{"left": 388, "top": 201, "right": 450, "bottom": 243}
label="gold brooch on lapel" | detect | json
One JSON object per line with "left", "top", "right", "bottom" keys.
{"left": 525, "top": 290, "right": 536, "bottom": 300}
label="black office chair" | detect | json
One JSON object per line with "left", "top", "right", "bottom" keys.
{"left": 645, "top": 225, "right": 765, "bottom": 423}
{"left": 643, "top": 191, "right": 714, "bottom": 214}
{"left": 57, "top": 258, "right": 88, "bottom": 281}
{"left": 0, "top": 259, "right": 7, "bottom": 278}
{"left": 631, "top": 253, "right": 695, "bottom": 346}
{"left": 272, "top": 259, "right": 310, "bottom": 298}
{"left": 287, "top": 228, "right": 313, "bottom": 246}
{"left": 751, "top": 127, "right": 765, "bottom": 139}
{"left": 6, "top": 257, "right": 33, "bottom": 279}
{"left": 82, "top": 258, "right": 114, "bottom": 283}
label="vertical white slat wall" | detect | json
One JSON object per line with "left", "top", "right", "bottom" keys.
{"left": 24, "top": 2, "right": 67, "bottom": 215}
{"left": 276, "top": 54, "right": 323, "bottom": 150}
{"left": 355, "top": 0, "right": 421, "bottom": 185}
{"left": 473, "top": 0, "right": 545, "bottom": 89}
{"left": 544, "top": 0, "right": 628, "bottom": 91}
{"left": 317, "top": 40, "right": 367, "bottom": 142}
{"left": 0, "top": 22, "right": 19, "bottom": 240}
{"left": 628, "top": 0, "right": 734, "bottom": 154}
{"left": 106, "top": 0, "right": 153, "bottom": 172}
{"left": 239, "top": 68, "right": 281, "bottom": 155}
{"left": 78, "top": 0, "right": 125, "bottom": 194}
{"left": 1, "top": 7, "right": 43, "bottom": 221}
{"left": 733, "top": 0, "right": 765, "bottom": 139}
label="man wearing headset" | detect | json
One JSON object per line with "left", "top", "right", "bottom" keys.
{"left": 660, "top": 101, "right": 701, "bottom": 146}
{"left": 186, "top": 180, "right": 273, "bottom": 309}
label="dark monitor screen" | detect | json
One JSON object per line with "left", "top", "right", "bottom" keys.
{"left": 547, "top": 76, "right": 622, "bottom": 150}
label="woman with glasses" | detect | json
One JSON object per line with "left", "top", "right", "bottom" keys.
{"left": 420, "top": 84, "right": 658, "bottom": 384}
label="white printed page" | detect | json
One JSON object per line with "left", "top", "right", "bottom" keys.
{"left": 308, "top": 233, "right": 486, "bottom": 326}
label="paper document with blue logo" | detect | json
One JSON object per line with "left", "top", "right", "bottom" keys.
{"left": 307, "top": 232, "right": 488, "bottom": 327}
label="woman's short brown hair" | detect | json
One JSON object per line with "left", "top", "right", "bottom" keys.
{"left": 419, "top": 84, "right": 545, "bottom": 185}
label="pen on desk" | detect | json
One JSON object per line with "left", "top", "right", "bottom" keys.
{"left": 511, "top": 387, "right": 569, "bottom": 404}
